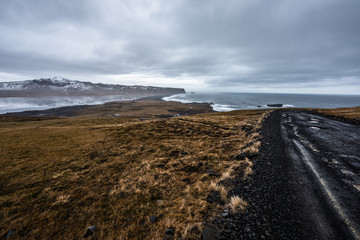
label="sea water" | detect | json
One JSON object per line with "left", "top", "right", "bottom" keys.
{"left": 1, "top": 92, "right": 359, "bottom": 114}
{"left": 163, "top": 92, "right": 360, "bottom": 111}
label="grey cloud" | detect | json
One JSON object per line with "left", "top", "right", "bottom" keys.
{"left": 0, "top": 0, "right": 93, "bottom": 25}
{"left": 0, "top": 0, "right": 359, "bottom": 92}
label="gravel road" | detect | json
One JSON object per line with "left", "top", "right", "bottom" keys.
{"left": 207, "top": 110, "right": 360, "bottom": 240}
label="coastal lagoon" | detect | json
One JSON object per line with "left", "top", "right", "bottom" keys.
{"left": 0, "top": 95, "right": 135, "bottom": 114}
{"left": 1, "top": 92, "right": 360, "bottom": 114}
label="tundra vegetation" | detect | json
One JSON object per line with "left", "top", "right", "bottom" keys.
{"left": 317, "top": 106, "right": 360, "bottom": 123}
{"left": 0, "top": 100, "right": 268, "bottom": 239}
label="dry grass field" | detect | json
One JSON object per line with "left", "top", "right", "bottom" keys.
{"left": 0, "top": 101, "right": 269, "bottom": 239}
{"left": 316, "top": 106, "right": 360, "bottom": 122}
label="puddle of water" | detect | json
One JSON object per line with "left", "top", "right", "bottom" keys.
{"left": 293, "top": 140, "right": 360, "bottom": 239}
{"left": 332, "top": 159, "right": 340, "bottom": 165}
{"left": 339, "top": 155, "right": 360, "bottom": 161}
{"left": 308, "top": 143, "right": 319, "bottom": 152}
{"left": 353, "top": 184, "right": 360, "bottom": 193}
{"left": 309, "top": 121, "right": 319, "bottom": 124}
{"left": 343, "top": 180, "right": 360, "bottom": 194}
{"left": 295, "top": 129, "right": 320, "bottom": 152}
{"left": 341, "top": 169, "right": 357, "bottom": 177}
{"left": 325, "top": 158, "right": 340, "bottom": 165}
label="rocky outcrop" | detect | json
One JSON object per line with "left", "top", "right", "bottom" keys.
{"left": 267, "top": 104, "right": 283, "bottom": 107}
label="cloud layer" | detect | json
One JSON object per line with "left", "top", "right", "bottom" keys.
{"left": 0, "top": 0, "right": 359, "bottom": 93}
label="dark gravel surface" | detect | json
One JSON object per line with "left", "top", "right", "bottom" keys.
{"left": 204, "top": 110, "right": 360, "bottom": 240}
{"left": 206, "top": 110, "right": 304, "bottom": 240}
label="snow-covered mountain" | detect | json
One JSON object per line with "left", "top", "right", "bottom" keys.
{"left": 0, "top": 77, "right": 186, "bottom": 97}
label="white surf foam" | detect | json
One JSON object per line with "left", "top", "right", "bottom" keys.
{"left": 211, "top": 104, "right": 237, "bottom": 112}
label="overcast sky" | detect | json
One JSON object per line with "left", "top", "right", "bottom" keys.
{"left": 0, "top": 0, "right": 359, "bottom": 94}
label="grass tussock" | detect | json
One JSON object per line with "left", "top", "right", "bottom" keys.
{"left": 209, "top": 181, "right": 229, "bottom": 202}
{"left": 228, "top": 195, "right": 248, "bottom": 213}
{"left": 0, "top": 107, "right": 269, "bottom": 239}
{"left": 243, "top": 158, "right": 254, "bottom": 180}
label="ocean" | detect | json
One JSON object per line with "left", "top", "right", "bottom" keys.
{"left": 0, "top": 92, "right": 359, "bottom": 114}
{"left": 163, "top": 92, "right": 360, "bottom": 112}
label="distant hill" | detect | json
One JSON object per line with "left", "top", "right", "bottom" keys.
{"left": 0, "top": 77, "right": 186, "bottom": 97}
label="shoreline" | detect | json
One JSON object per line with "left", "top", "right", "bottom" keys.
{"left": 2, "top": 91, "right": 360, "bottom": 119}
{"left": 2, "top": 97, "right": 214, "bottom": 118}
{"left": 1, "top": 94, "right": 178, "bottom": 116}
{"left": 158, "top": 92, "right": 360, "bottom": 112}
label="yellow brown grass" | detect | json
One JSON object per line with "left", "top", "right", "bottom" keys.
{"left": 228, "top": 195, "right": 248, "bottom": 213}
{"left": 243, "top": 158, "right": 254, "bottom": 180}
{"left": 316, "top": 106, "right": 360, "bottom": 121}
{"left": 0, "top": 107, "right": 269, "bottom": 239}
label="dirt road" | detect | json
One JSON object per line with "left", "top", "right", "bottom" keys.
{"left": 280, "top": 110, "right": 360, "bottom": 240}
{"left": 210, "top": 110, "right": 360, "bottom": 240}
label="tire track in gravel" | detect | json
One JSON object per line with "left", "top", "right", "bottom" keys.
{"left": 206, "top": 110, "right": 360, "bottom": 240}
